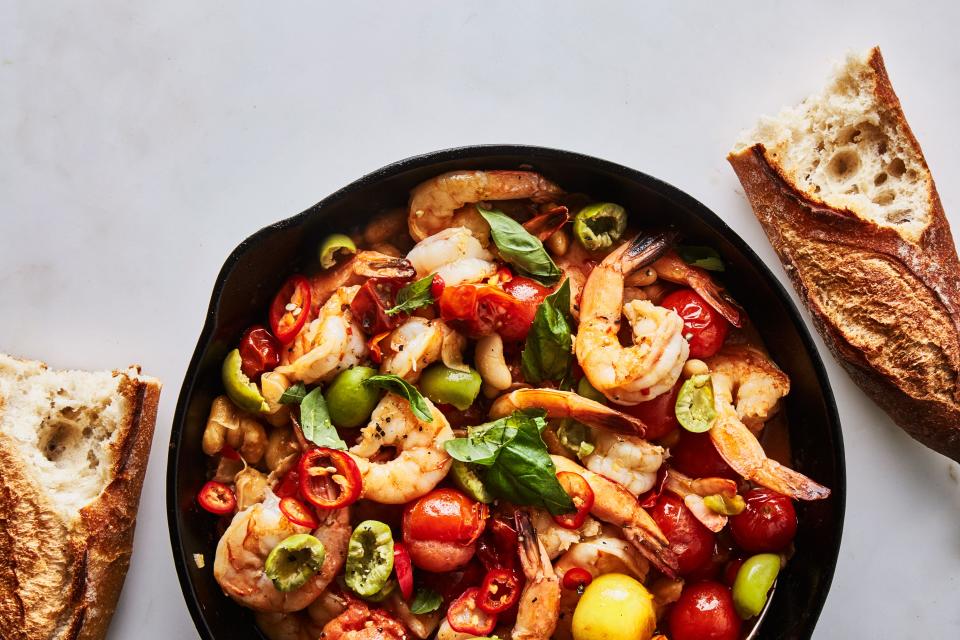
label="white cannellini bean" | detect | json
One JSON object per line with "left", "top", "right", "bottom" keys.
{"left": 475, "top": 334, "right": 512, "bottom": 391}
{"left": 682, "top": 358, "right": 709, "bottom": 378}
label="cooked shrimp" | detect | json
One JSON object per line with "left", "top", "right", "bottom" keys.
{"left": 518, "top": 506, "right": 601, "bottom": 560}
{"left": 707, "top": 345, "right": 790, "bottom": 432}
{"left": 349, "top": 393, "right": 454, "bottom": 504}
{"left": 663, "top": 469, "right": 739, "bottom": 532}
{"left": 575, "top": 233, "right": 689, "bottom": 405}
{"left": 582, "top": 432, "right": 665, "bottom": 496}
{"left": 706, "top": 348, "right": 831, "bottom": 501}
{"left": 320, "top": 597, "right": 409, "bottom": 640}
{"left": 277, "top": 286, "right": 368, "bottom": 384}
{"left": 435, "top": 620, "right": 473, "bottom": 640}
{"left": 555, "top": 534, "right": 650, "bottom": 582}
{"left": 380, "top": 317, "right": 466, "bottom": 382}
{"left": 405, "top": 226, "right": 497, "bottom": 286}
{"left": 408, "top": 170, "right": 565, "bottom": 241}
{"left": 213, "top": 491, "right": 350, "bottom": 613}
{"left": 513, "top": 510, "right": 561, "bottom": 640}
{"left": 489, "top": 388, "right": 649, "bottom": 437}
{"left": 553, "top": 240, "right": 593, "bottom": 320}
{"left": 651, "top": 250, "right": 743, "bottom": 327}
{"left": 310, "top": 251, "right": 416, "bottom": 310}
{"left": 551, "top": 455, "right": 679, "bottom": 578}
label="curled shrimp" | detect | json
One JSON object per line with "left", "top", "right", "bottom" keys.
{"left": 349, "top": 393, "right": 454, "bottom": 504}
{"left": 551, "top": 455, "right": 679, "bottom": 578}
{"left": 408, "top": 170, "right": 565, "bottom": 241}
{"left": 575, "top": 233, "right": 689, "bottom": 405}
{"left": 320, "top": 596, "right": 410, "bottom": 640}
{"left": 706, "top": 347, "right": 831, "bottom": 501}
{"left": 513, "top": 510, "right": 561, "bottom": 640}
{"left": 651, "top": 250, "right": 743, "bottom": 327}
{"left": 276, "top": 286, "right": 368, "bottom": 384}
{"left": 582, "top": 431, "right": 665, "bottom": 496}
{"left": 405, "top": 226, "right": 497, "bottom": 286}
{"left": 663, "top": 469, "right": 738, "bottom": 532}
{"left": 310, "top": 251, "right": 416, "bottom": 310}
{"left": 213, "top": 491, "right": 350, "bottom": 613}
{"left": 380, "top": 317, "right": 466, "bottom": 382}
{"left": 489, "top": 388, "right": 649, "bottom": 437}
{"left": 708, "top": 345, "right": 790, "bottom": 432}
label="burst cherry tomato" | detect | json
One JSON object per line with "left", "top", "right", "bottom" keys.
{"left": 298, "top": 448, "right": 362, "bottom": 510}
{"left": 269, "top": 275, "right": 312, "bottom": 344}
{"left": 661, "top": 288, "right": 730, "bottom": 358}
{"left": 562, "top": 567, "right": 593, "bottom": 591}
{"left": 238, "top": 325, "right": 280, "bottom": 380}
{"left": 476, "top": 568, "right": 521, "bottom": 614}
{"left": 446, "top": 587, "right": 498, "bottom": 635}
{"left": 477, "top": 517, "right": 520, "bottom": 572}
{"left": 274, "top": 467, "right": 300, "bottom": 499}
{"left": 649, "top": 493, "right": 716, "bottom": 576}
{"left": 420, "top": 559, "right": 485, "bottom": 606}
{"left": 553, "top": 471, "right": 595, "bottom": 529}
{"left": 670, "top": 430, "right": 737, "bottom": 479}
{"left": 622, "top": 381, "right": 681, "bottom": 440}
{"left": 730, "top": 488, "right": 797, "bottom": 553}
{"left": 668, "top": 581, "right": 741, "bottom": 640}
{"left": 393, "top": 542, "right": 414, "bottom": 600}
{"left": 439, "top": 277, "right": 550, "bottom": 341}
{"left": 197, "top": 481, "right": 236, "bottom": 515}
{"left": 349, "top": 277, "right": 408, "bottom": 336}
{"left": 279, "top": 496, "right": 319, "bottom": 528}
{"left": 403, "top": 488, "right": 488, "bottom": 572}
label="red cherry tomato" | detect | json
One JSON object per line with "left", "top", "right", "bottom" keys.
{"left": 349, "top": 278, "right": 408, "bottom": 336}
{"left": 393, "top": 542, "right": 414, "bottom": 600}
{"left": 477, "top": 517, "right": 520, "bottom": 572}
{"left": 430, "top": 273, "right": 446, "bottom": 300}
{"left": 562, "top": 567, "right": 593, "bottom": 591}
{"left": 197, "top": 481, "right": 236, "bottom": 515}
{"left": 269, "top": 275, "right": 312, "bottom": 344}
{"left": 730, "top": 488, "right": 798, "bottom": 553}
{"left": 661, "top": 288, "right": 730, "bottom": 358}
{"left": 279, "top": 496, "right": 319, "bottom": 529}
{"left": 670, "top": 429, "right": 737, "bottom": 479}
{"left": 668, "top": 581, "right": 741, "bottom": 640}
{"left": 552, "top": 471, "right": 595, "bottom": 529}
{"left": 238, "top": 325, "right": 281, "bottom": 380}
{"left": 723, "top": 558, "right": 745, "bottom": 587}
{"left": 446, "top": 587, "right": 498, "bottom": 636}
{"left": 298, "top": 448, "right": 362, "bottom": 510}
{"left": 274, "top": 467, "right": 300, "bottom": 499}
{"left": 476, "top": 568, "right": 521, "bottom": 614}
{"left": 403, "top": 488, "right": 489, "bottom": 545}
{"left": 439, "top": 277, "right": 550, "bottom": 342}
{"left": 649, "top": 493, "right": 716, "bottom": 576}
{"left": 622, "top": 381, "right": 682, "bottom": 440}
{"left": 419, "top": 559, "right": 485, "bottom": 606}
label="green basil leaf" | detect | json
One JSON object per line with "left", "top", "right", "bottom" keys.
{"left": 444, "top": 418, "right": 519, "bottom": 466}
{"left": 386, "top": 273, "right": 435, "bottom": 315}
{"left": 363, "top": 374, "right": 433, "bottom": 422}
{"left": 477, "top": 206, "right": 562, "bottom": 284}
{"left": 300, "top": 387, "right": 347, "bottom": 450}
{"left": 676, "top": 245, "right": 725, "bottom": 272}
{"left": 278, "top": 381, "right": 307, "bottom": 404}
{"left": 521, "top": 279, "right": 572, "bottom": 385}
{"left": 409, "top": 587, "right": 442, "bottom": 614}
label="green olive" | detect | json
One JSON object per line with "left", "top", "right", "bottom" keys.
{"left": 576, "top": 377, "right": 607, "bottom": 404}
{"left": 318, "top": 233, "right": 357, "bottom": 269}
{"left": 418, "top": 364, "right": 481, "bottom": 411}
{"left": 573, "top": 203, "right": 628, "bottom": 251}
{"left": 264, "top": 533, "right": 326, "bottom": 593}
{"left": 675, "top": 374, "right": 717, "bottom": 433}
{"left": 732, "top": 553, "right": 781, "bottom": 619}
{"left": 450, "top": 460, "right": 494, "bottom": 503}
{"left": 222, "top": 348, "right": 269, "bottom": 413}
{"left": 326, "top": 366, "right": 381, "bottom": 427}
{"left": 703, "top": 493, "right": 746, "bottom": 515}
{"left": 345, "top": 520, "right": 394, "bottom": 597}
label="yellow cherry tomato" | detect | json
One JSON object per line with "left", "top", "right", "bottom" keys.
{"left": 572, "top": 573, "right": 656, "bottom": 640}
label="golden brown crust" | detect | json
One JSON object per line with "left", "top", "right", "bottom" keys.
{"left": 0, "top": 363, "right": 161, "bottom": 640}
{"left": 728, "top": 48, "right": 960, "bottom": 460}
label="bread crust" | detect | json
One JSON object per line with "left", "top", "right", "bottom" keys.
{"left": 729, "top": 47, "right": 960, "bottom": 461}
{"left": 0, "top": 361, "right": 160, "bottom": 640}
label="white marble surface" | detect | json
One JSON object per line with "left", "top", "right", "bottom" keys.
{"left": 3, "top": 1, "right": 959, "bottom": 638}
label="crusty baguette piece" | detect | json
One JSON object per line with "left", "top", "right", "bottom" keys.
{"left": 0, "top": 354, "right": 161, "bottom": 640}
{"left": 729, "top": 47, "right": 960, "bottom": 461}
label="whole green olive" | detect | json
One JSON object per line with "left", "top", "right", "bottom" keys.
{"left": 326, "top": 366, "right": 381, "bottom": 427}
{"left": 264, "top": 533, "right": 326, "bottom": 593}
{"left": 345, "top": 520, "right": 394, "bottom": 597}
{"left": 573, "top": 203, "right": 627, "bottom": 251}
{"left": 318, "top": 233, "right": 357, "bottom": 269}
{"left": 732, "top": 553, "right": 781, "bottom": 619}
{"left": 418, "top": 364, "right": 481, "bottom": 411}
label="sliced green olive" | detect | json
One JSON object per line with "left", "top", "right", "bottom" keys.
{"left": 345, "top": 520, "right": 394, "bottom": 597}
{"left": 675, "top": 373, "right": 717, "bottom": 433}
{"left": 450, "top": 460, "right": 494, "bottom": 504}
{"left": 576, "top": 377, "right": 607, "bottom": 404}
{"left": 326, "top": 366, "right": 381, "bottom": 427}
{"left": 573, "top": 203, "right": 627, "bottom": 251}
{"left": 557, "top": 419, "right": 595, "bottom": 459}
{"left": 318, "top": 233, "right": 357, "bottom": 269}
{"left": 703, "top": 493, "right": 746, "bottom": 516}
{"left": 732, "top": 553, "right": 781, "bottom": 619}
{"left": 222, "top": 348, "right": 269, "bottom": 413}
{"left": 265, "top": 533, "right": 326, "bottom": 593}
{"left": 419, "top": 364, "right": 481, "bottom": 411}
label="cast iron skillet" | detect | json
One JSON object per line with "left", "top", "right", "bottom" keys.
{"left": 167, "top": 145, "right": 845, "bottom": 640}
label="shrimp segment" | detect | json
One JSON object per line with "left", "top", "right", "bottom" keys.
{"left": 309, "top": 251, "right": 416, "bottom": 310}
{"left": 408, "top": 170, "right": 565, "bottom": 241}
{"left": 349, "top": 393, "right": 454, "bottom": 504}
{"left": 582, "top": 431, "right": 665, "bottom": 496}
{"left": 405, "top": 226, "right": 497, "bottom": 286}
{"left": 551, "top": 455, "right": 679, "bottom": 578}
{"left": 651, "top": 250, "right": 743, "bottom": 327}
{"left": 489, "top": 388, "right": 650, "bottom": 437}
{"left": 320, "top": 596, "right": 409, "bottom": 640}
{"left": 575, "top": 233, "right": 689, "bottom": 405}
{"left": 213, "top": 491, "right": 350, "bottom": 613}
{"left": 513, "top": 511, "right": 561, "bottom": 640}
{"left": 380, "top": 317, "right": 466, "bottom": 382}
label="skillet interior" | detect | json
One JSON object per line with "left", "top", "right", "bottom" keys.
{"left": 167, "top": 145, "right": 845, "bottom": 639}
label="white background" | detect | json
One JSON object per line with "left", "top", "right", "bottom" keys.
{"left": 3, "top": 2, "right": 959, "bottom": 638}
